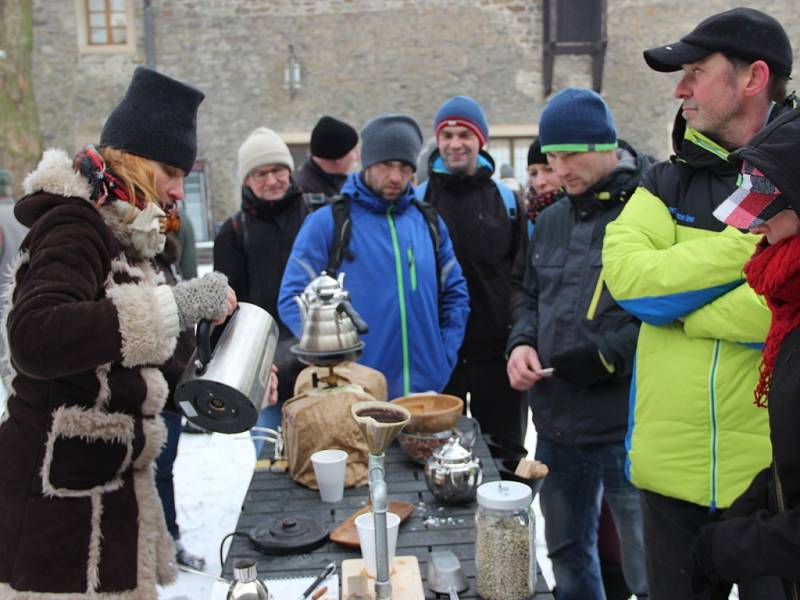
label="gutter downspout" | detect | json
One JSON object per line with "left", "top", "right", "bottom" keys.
{"left": 144, "top": 0, "right": 155, "bottom": 68}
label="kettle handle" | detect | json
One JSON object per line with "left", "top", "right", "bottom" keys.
{"left": 195, "top": 320, "right": 213, "bottom": 372}
{"left": 337, "top": 300, "right": 369, "bottom": 334}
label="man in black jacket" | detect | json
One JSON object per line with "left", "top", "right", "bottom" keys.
{"left": 294, "top": 115, "right": 359, "bottom": 196}
{"left": 214, "top": 127, "right": 308, "bottom": 455}
{"left": 417, "top": 95, "right": 527, "bottom": 445}
{"left": 506, "top": 88, "right": 649, "bottom": 600}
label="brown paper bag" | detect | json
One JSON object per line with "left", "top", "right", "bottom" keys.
{"left": 283, "top": 363, "right": 388, "bottom": 489}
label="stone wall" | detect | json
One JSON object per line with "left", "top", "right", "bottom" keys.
{"left": 29, "top": 0, "right": 800, "bottom": 223}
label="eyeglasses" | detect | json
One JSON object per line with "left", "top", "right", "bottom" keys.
{"left": 248, "top": 166, "right": 290, "bottom": 181}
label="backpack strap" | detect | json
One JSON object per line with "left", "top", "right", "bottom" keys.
{"left": 411, "top": 199, "right": 443, "bottom": 298}
{"left": 414, "top": 180, "right": 429, "bottom": 203}
{"left": 326, "top": 194, "right": 352, "bottom": 276}
{"left": 495, "top": 180, "right": 518, "bottom": 219}
{"left": 231, "top": 210, "right": 249, "bottom": 251}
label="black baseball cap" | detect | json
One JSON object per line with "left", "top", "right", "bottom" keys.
{"left": 644, "top": 7, "right": 792, "bottom": 78}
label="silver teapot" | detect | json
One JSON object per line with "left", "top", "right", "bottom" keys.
{"left": 292, "top": 272, "right": 368, "bottom": 365}
{"left": 424, "top": 436, "right": 483, "bottom": 504}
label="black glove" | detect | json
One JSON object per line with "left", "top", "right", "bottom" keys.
{"left": 690, "top": 523, "right": 731, "bottom": 599}
{"left": 549, "top": 345, "right": 610, "bottom": 387}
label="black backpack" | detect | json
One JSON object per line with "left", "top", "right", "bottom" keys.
{"left": 322, "top": 195, "right": 442, "bottom": 294}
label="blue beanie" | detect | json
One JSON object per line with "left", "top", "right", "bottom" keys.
{"left": 538, "top": 88, "right": 617, "bottom": 153}
{"left": 434, "top": 95, "right": 489, "bottom": 146}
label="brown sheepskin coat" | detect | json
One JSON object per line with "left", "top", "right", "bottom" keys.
{"left": 0, "top": 150, "right": 183, "bottom": 598}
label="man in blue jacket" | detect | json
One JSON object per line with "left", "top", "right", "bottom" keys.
{"left": 278, "top": 113, "right": 470, "bottom": 400}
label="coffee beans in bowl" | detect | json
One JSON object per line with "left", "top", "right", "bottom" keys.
{"left": 397, "top": 429, "right": 452, "bottom": 464}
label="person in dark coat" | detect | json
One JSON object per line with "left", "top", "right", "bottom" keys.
{"left": 695, "top": 107, "right": 800, "bottom": 600}
{"left": 214, "top": 127, "right": 307, "bottom": 455}
{"left": 152, "top": 231, "right": 205, "bottom": 571}
{"left": 0, "top": 67, "right": 240, "bottom": 598}
{"left": 417, "top": 95, "right": 528, "bottom": 446}
{"left": 293, "top": 115, "right": 359, "bottom": 196}
{"left": 507, "top": 88, "right": 649, "bottom": 600}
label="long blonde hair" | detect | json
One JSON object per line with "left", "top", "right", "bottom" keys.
{"left": 100, "top": 147, "right": 160, "bottom": 208}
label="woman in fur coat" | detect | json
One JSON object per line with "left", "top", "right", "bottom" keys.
{"left": 693, "top": 108, "right": 800, "bottom": 599}
{"left": 0, "top": 67, "right": 242, "bottom": 598}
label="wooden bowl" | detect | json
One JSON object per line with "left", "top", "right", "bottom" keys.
{"left": 389, "top": 393, "right": 463, "bottom": 433}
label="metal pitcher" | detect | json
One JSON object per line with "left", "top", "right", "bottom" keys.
{"left": 292, "top": 272, "right": 368, "bottom": 365}
{"left": 176, "top": 302, "right": 279, "bottom": 434}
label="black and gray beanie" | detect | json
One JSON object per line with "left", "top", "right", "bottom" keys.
{"left": 360, "top": 113, "right": 423, "bottom": 171}
{"left": 100, "top": 66, "right": 205, "bottom": 175}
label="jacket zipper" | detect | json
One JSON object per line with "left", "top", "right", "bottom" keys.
{"left": 773, "top": 462, "right": 799, "bottom": 600}
{"left": 387, "top": 208, "right": 411, "bottom": 395}
{"left": 708, "top": 340, "right": 721, "bottom": 510}
{"left": 586, "top": 268, "right": 604, "bottom": 320}
{"left": 407, "top": 247, "right": 417, "bottom": 291}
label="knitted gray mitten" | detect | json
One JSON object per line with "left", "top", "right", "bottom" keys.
{"left": 172, "top": 271, "right": 229, "bottom": 329}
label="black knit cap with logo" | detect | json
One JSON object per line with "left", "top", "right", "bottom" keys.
{"left": 100, "top": 66, "right": 205, "bottom": 175}
{"left": 310, "top": 116, "right": 359, "bottom": 160}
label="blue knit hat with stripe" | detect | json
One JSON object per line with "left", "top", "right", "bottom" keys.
{"left": 434, "top": 95, "right": 489, "bottom": 146}
{"left": 538, "top": 88, "right": 617, "bottom": 153}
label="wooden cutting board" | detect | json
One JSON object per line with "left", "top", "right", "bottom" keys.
{"left": 330, "top": 501, "right": 415, "bottom": 548}
{"left": 341, "top": 556, "right": 425, "bottom": 600}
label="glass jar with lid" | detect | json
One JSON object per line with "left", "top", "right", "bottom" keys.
{"left": 475, "top": 480, "right": 535, "bottom": 600}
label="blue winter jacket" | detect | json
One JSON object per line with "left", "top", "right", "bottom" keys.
{"left": 278, "top": 172, "right": 470, "bottom": 400}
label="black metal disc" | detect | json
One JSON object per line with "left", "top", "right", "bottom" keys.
{"left": 249, "top": 515, "right": 329, "bottom": 555}
{"left": 290, "top": 342, "right": 364, "bottom": 366}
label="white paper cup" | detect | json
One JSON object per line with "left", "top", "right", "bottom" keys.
{"left": 355, "top": 511, "right": 400, "bottom": 578}
{"left": 310, "top": 449, "right": 348, "bottom": 502}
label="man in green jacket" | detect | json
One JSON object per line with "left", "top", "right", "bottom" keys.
{"left": 602, "top": 7, "right": 793, "bottom": 599}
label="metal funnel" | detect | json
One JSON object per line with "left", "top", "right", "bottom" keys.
{"left": 351, "top": 401, "right": 411, "bottom": 454}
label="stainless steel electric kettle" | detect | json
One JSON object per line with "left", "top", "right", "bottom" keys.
{"left": 176, "top": 302, "right": 279, "bottom": 434}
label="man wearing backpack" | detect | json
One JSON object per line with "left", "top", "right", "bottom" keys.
{"left": 417, "top": 95, "right": 528, "bottom": 446}
{"left": 214, "top": 127, "right": 308, "bottom": 451}
{"left": 278, "top": 113, "right": 470, "bottom": 400}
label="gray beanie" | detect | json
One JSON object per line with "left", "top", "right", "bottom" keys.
{"left": 237, "top": 127, "right": 294, "bottom": 184}
{"left": 360, "top": 113, "right": 423, "bottom": 171}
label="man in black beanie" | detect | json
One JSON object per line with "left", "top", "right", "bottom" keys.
{"left": 294, "top": 115, "right": 359, "bottom": 196}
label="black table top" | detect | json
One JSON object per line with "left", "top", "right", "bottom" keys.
{"left": 223, "top": 417, "right": 553, "bottom": 599}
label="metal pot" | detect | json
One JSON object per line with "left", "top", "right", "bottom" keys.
{"left": 176, "top": 302, "right": 279, "bottom": 434}
{"left": 292, "top": 272, "right": 368, "bottom": 365}
{"left": 424, "top": 436, "right": 483, "bottom": 504}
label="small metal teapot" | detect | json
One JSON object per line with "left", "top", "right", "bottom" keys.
{"left": 292, "top": 272, "right": 368, "bottom": 365}
{"left": 424, "top": 436, "right": 483, "bottom": 504}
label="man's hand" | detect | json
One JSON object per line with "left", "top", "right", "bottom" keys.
{"left": 507, "top": 345, "right": 548, "bottom": 391}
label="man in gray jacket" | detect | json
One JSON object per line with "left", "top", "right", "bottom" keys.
{"left": 506, "top": 88, "right": 649, "bottom": 600}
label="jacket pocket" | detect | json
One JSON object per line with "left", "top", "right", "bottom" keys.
{"left": 42, "top": 406, "right": 134, "bottom": 497}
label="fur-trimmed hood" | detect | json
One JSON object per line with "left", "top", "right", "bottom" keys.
{"left": 18, "top": 149, "right": 166, "bottom": 260}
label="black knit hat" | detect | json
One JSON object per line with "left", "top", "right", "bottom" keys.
{"left": 310, "top": 116, "right": 358, "bottom": 160}
{"left": 644, "top": 7, "right": 792, "bottom": 78}
{"left": 527, "top": 138, "right": 547, "bottom": 166}
{"left": 100, "top": 66, "right": 205, "bottom": 175}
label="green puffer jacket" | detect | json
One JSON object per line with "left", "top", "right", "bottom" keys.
{"left": 602, "top": 112, "right": 781, "bottom": 510}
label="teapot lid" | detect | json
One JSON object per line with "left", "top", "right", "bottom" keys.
{"left": 432, "top": 436, "right": 472, "bottom": 463}
{"left": 308, "top": 272, "right": 347, "bottom": 301}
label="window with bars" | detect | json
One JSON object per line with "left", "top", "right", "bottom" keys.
{"left": 85, "top": 0, "right": 128, "bottom": 45}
